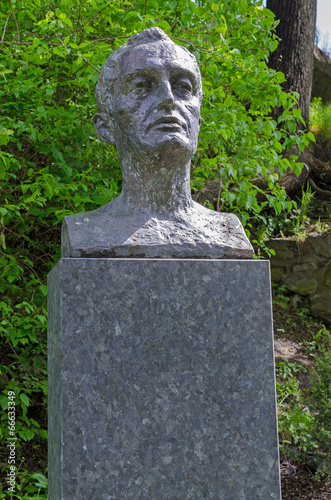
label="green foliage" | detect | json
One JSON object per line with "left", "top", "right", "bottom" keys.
{"left": 276, "top": 327, "right": 331, "bottom": 479}
{"left": 0, "top": 0, "right": 313, "bottom": 230}
{"left": 310, "top": 329, "right": 331, "bottom": 471}
{"left": 272, "top": 282, "right": 291, "bottom": 309}
{"left": 0, "top": 0, "right": 316, "bottom": 490}
{"left": 310, "top": 97, "right": 331, "bottom": 141}
{"left": 0, "top": 467, "right": 48, "bottom": 499}
{"left": 253, "top": 180, "right": 317, "bottom": 244}
{"left": 276, "top": 360, "right": 316, "bottom": 457}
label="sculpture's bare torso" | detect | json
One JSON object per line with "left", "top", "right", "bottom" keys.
{"left": 62, "top": 197, "right": 253, "bottom": 258}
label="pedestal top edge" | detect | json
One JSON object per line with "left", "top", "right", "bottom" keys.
{"left": 48, "top": 258, "right": 270, "bottom": 279}
{"left": 57, "top": 257, "right": 268, "bottom": 262}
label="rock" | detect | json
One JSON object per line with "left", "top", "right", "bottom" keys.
{"left": 286, "top": 278, "right": 317, "bottom": 296}
{"left": 308, "top": 234, "right": 331, "bottom": 258}
{"left": 271, "top": 267, "right": 286, "bottom": 281}
{"left": 310, "top": 293, "right": 331, "bottom": 318}
{"left": 267, "top": 233, "right": 331, "bottom": 323}
{"left": 285, "top": 465, "right": 296, "bottom": 476}
{"left": 292, "top": 261, "right": 318, "bottom": 272}
{"left": 289, "top": 294, "right": 303, "bottom": 309}
{"left": 267, "top": 239, "right": 297, "bottom": 260}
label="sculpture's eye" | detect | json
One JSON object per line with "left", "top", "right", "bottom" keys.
{"left": 133, "top": 79, "right": 155, "bottom": 92}
{"left": 173, "top": 78, "right": 193, "bottom": 97}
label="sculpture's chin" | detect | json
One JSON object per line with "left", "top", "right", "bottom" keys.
{"left": 141, "top": 133, "right": 197, "bottom": 156}
{"left": 116, "top": 129, "right": 198, "bottom": 163}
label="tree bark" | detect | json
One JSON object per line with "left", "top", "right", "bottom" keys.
{"left": 267, "top": 0, "right": 317, "bottom": 128}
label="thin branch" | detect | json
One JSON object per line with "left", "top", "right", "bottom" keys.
{"left": 1, "top": 14, "right": 11, "bottom": 43}
{"left": 171, "top": 36, "right": 265, "bottom": 87}
{"left": 172, "top": 36, "right": 248, "bottom": 70}
{"left": 309, "top": 177, "right": 331, "bottom": 197}
{"left": 0, "top": 36, "right": 131, "bottom": 47}
{"left": 0, "top": 40, "right": 31, "bottom": 45}
{"left": 170, "top": 18, "right": 178, "bottom": 34}
{"left": 170, "top": 0, "right": 179, "bottom": 33}
{"left": 87, "top": 36, "right": 131, "bottom": 42}
{"left": 57, "top": 36, "right": 100, "bottom": 72}
{"left": 73, "top": 53, "right": 100, "bottom": 73}
{"left": 0, "top": 39, "right": 100, "bottom": 72}
{"left": 0, "top": 34, "right": 264, "bottom": 87}
{"left": 216, "top": 166, "right": 223, "bottom": 212}
{"left": 8, "top": 0, "right": 19, "bottom": 42}
{"left": 9, "top": 342, "right": 29, "bottom": 379}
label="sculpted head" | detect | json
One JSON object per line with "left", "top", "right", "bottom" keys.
{"left": 62, "top": 28, "right": 254, "bottom": 259}
{"left": 93, "top": 28, "right": 202, "bottom": 162}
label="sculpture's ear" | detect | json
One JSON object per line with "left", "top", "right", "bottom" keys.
{"left": 92, "top": 112, "right": 115, "bottom": 145}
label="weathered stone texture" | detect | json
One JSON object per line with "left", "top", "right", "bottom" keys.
{"left": 287, "top": 278, "right": 317, "bottom": 296}
{"left": 266, "top": 233, "right": 331, "bottom": 323}
{"left": 48, "top": 259, "right": 281, "bottom": 500}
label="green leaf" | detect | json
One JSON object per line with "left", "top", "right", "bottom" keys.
{"left": 0, "top": 395, "right": 8, "bottom": 411}
{"left": 307, "top": 131, "right": 316, "bottom": 143}
{"left": 20, "top": 394, "right": 30, "bottom": 407}
{"left": 19, "top": 430, "right": 28, "bottom": 441}
{"left": 25, "top": 429, "right": 35, "bottom": 440}
{"left": 274, "top": 71, "right": 285, "bottom": 84}
{"left": 124, "top": 11, "right": 139, "bottom": 20}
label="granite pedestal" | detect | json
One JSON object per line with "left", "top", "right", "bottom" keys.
{"left": 48, "top": 259, "right": 281, "bottom": 499}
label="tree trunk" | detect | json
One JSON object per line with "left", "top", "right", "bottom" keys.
{"left": 267, "top": 0, "right": 317, "bottom": 128}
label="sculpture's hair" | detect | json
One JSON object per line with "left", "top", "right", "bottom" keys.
{"left": 95, "top": 27, "right": 202, "bottom": 115}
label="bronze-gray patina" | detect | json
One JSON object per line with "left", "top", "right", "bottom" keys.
{"left": 62, "top": 28, "right": 254, "bottom": 259}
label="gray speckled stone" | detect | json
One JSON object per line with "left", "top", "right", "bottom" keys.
{"left": 48, "top": 259, "right": 281, "bottom": 500}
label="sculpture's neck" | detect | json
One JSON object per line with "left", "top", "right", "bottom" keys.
{"left": 119, "top": 153, "right": 193, "bottom": 215}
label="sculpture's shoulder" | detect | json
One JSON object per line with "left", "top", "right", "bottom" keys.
{"left": 61, "top": 202, "right": 116, "bottom": 257}
{"left": 61, "top": 211, "right": 87, "bottom": 258}
{"left": 61, "top": 200, "right": 254, "bottom": 259}
{"left": 188, "top": 202, "right": 254, "bottom": 258}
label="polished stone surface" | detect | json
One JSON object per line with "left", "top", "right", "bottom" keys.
{"left": 48, "top": 259, "right": 281, "bottom": 499}
{"left": 62, "top": 28, "right": 253, "bottom": 259}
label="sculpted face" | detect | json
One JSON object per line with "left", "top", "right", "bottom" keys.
{"left": 99, "top": 42, "right": 201, "bottom": 159}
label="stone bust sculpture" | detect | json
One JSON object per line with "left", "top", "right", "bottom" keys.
{"left": 62, "top": 28, "right": 254, "bottom": 259}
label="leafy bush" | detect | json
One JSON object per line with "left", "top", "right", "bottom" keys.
{"left": 276, "top": 360, "right": 317, "bottom": 457}
{"left": 310, "top": 330, "right": 331, "bottom": 472}
{"left": 0, "top": 469, "right": 48, "bottom": 499}
{"left": 276, "top": 328, "right": 331, "bottom": 480}
{"left": 0, "top": 0, "right": 316, "bottom": 492}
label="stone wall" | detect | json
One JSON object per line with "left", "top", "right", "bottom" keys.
{"left": 266, "top": 233, "right": 331, "bottom": 324}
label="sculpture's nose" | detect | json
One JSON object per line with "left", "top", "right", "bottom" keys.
{"left": 157, "top": 80, "right": 176, "bottom": 111}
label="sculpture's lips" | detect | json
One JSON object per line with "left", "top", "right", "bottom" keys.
{"left": 148, "top": 116, "right": 186, "bottom": 131}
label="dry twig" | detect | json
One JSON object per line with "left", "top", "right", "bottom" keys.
{"left": 8, "top": 0, "right": 19, "bottom": 42}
